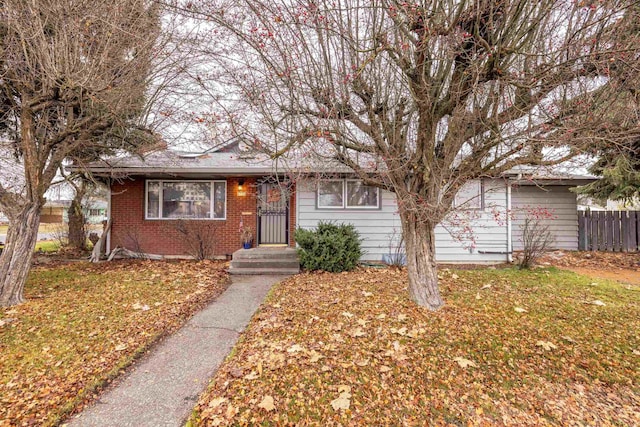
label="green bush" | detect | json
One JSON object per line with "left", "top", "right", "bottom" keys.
{"left": 295, "top": 222, "right": 362, "bottom": 272}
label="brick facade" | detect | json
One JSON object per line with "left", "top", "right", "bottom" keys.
{"left": 109, "top": 177, "right": 295, "bottom": 257}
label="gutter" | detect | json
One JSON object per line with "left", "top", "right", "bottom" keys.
{"left": 84, "top": 167, "right": 277, "bottom": 176}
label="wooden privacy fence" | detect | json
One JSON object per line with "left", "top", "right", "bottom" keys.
{"left": 578, "top": 210, "right": 640, "bottom": 252}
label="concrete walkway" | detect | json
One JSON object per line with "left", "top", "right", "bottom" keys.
{"left": 67, "top": 275, "right": 289, "bottom": 427}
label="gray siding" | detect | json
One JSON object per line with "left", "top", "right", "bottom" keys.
{"left": 511, "top": 185, "right": 578, "bottom": 251}
{"left": 296, "top": 179, "right": 510, "bottom": 263}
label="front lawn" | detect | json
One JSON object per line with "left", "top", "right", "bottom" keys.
{"left": 34, "top": 240, "right": 60, "bottom": 253}
{"left": 0, "top": 260, "right": 229, "bottom": 426}
{"left": 190, "top": 267, "right": 639, "bottom": 426}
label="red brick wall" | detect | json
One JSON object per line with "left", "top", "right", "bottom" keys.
{"left": 109, "top": 177, "right": 294, "bottom": 257}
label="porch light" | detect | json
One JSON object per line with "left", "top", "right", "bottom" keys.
{"left": 237, "top": 179, "right": 246, "bottom": 197}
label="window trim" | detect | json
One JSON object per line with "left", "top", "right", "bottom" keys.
{"left": 145, "top": 179, "right": 227, "bottom": 220}
{"left": 316, "top": 179, "right": 381, "bottom": 210}
{"left": 345, "top": 179, "right": 381, "bottom": 209}
{"left": 454, "top": 179, "right": 485, "bottom": 210}
{"left": 317, "top": 179, "right": 345, "bottom": 209}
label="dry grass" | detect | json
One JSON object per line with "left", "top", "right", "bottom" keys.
{"left": 190, "top": 267, "right": 639, "bottom": 426}
{"left": 0, "top": 260, "right": 229, "bottom": 426}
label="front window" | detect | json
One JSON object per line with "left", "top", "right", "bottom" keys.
{"left": 146, "top": 180, "right": 226, "bottom": 219}
{"left": 346, "top": 180, "right": 379, "bottom": 208}
{"left": 318, "top": 180, "right": 344, "bottom": 208}
{"left": 317, "top": 179, "right": 380, "bottom": 209}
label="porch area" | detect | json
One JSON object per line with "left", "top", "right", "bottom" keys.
{"left": 228, "top": 247, "right": 300, "bottom": 275}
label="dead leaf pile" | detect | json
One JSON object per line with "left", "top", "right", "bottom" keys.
{"left": 0, "top": 260, "right": 229, "bottom": 426}
{"left": 190, "top": 267, "right": 639, "bottom": 426}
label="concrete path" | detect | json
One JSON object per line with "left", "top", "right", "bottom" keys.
{"left": 66, "top": 274, "right": 289, "bottom": 427}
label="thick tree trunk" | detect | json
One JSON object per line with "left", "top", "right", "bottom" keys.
{"left": 68, "top": 194, "right": 86, "bottom": 251}
{"left": 0, "top": 203, "right": 41, "bottom": 307}
{"left": 400, "top": 211, "right": 444, "bottom": 311}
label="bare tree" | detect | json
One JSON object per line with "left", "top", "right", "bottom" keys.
{"left": 178, "top": 0, "right": 640, "bottom": 310}
{"left": 0, "top": 0, "right": 161, "bottom": 306}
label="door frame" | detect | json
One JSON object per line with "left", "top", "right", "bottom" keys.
{"left": 256, "top": 181, "right": 290, "bottom": 246}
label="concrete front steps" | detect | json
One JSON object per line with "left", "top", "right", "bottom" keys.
{"left": 228, "top": 247, "right": 300, "bottom": 275}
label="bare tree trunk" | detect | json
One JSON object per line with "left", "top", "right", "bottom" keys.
{"left": 0, "top": 203, "right": 41, "bottom": 306}
{"left": 68, "top": 191, "right": 86, "bottom": 251}
{"left": 400, "top": 211, "right": 444, "bottom": 311}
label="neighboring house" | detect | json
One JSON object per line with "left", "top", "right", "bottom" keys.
{"left": 40, "top": 200, "right": 108, "bottom": 224}
{"left": 577, "top": 195, "right": 640, "bottom": 211}
{"left": 41, "top": 201, "right": 70, "bottom": 224}
{"left": 62, "top": 200, "right": 108, "bottom": 224}
{"left": 83, "top": 146, "right": 595, "bottom": 263}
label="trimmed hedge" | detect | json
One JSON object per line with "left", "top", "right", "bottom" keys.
{"left": 295, "top": 222, "right": 362, "bottom": 272}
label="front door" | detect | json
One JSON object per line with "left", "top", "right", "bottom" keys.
{"left": 257, "top": 182, "right": 289, "bottom": 245}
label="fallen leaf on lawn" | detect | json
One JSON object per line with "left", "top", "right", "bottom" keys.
{"left": 481, "top": 284, "right": 492, "bottom": 290}
{"left": 453, "top": 357, "right": 477, "bottom": 368}
{"left": 397, "top": 313, "right": 407, "bottom": 321}
{"left": 476, "top": 292, "right": 481, "bottom": 300}
{"left": 226, "top": 404, "right": 238, "bottom": 418}
{"left": 632, "top": 349, "right": 640, "bottom": 356}
{"left": 309, "top": 352, "right": 324, "bottom": 363}
{"left": 536, "top": 341, "right": 558, "bottom": 351}
{"left": 244, "top": 371, "right": 259, "bottom": 380}
{"left": 362, "top": 291, "right": 373, "bottom": 297}
{"left": 376, "top": 313, "right": 386, "bottom": 320}
{"left": 379, "top": 365, "right": 392, "bottom": 373}
{"left": 350, "top": 328, "right": 366, "bottom": 338}
{"left": 287, "top": 344, "right": 304, "bottom": 353}
{"left": 451, "top": 273, "right": 459, "bottom": 280}
{"left": 0, "top": 320, "right": 5, "bottom": 327}
{"left": 114, "top": 344, "right": 128, "bottom": 351}
{"left": 391, "top": 327, "right": 407, "bottom": 336}
{"left": 208, "top": 397, "right": 227, "bottom": 409}
{"left": 330, "top": 394, "right": 351, "bottom": 411}
{"left": 229, "top": 368, "right": 243, "bottom": 378}
{"left": 514, "top": 307, "right": 527, "bottom": 313}
{"left": 588, "top": 300, "right": 606, "bottom": 306}
{"left": 257, "top": 395, "right": 275, "bottom": 412}
{"left": 338, "top": 385, "right": 351, "bottom": 393}
{"left": 357, "top": 319, "right": 367, "bottom": 327}
{"left": 331, "top": 333, "right": 345, "bottom": 343}
{"left": 331, "top": 387, "right": 352, "bottom": 411}
{"left": 355, "top": 359, "right": 369, "bottom": 367}
{"left": 341, "top": 311, "right": 354, "bottom": 318}
{"left": 561, "top": 336, "right": 576, "bottom": 344}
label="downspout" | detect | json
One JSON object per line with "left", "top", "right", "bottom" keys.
{"left": 106, "top": 180, "right": 112, "bottom": 256}
{"left": 506, "top": 181, "right": 513, "bottom": 263}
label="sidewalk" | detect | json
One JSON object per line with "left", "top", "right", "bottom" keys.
{"left": 66, "top": 274, "right": 289, "bottom": 427}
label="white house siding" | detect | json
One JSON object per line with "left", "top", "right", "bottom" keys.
{"left": 296, "top": 179, "right": 510, "bottom": 263}
{"left": 511, "top": 185, "right": 578, "bottom": 251}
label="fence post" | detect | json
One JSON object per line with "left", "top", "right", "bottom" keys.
{"left": 621, "top": 211, "right": 629, "bottom": 251}
{"left": 591, "top": 211, "right": 597, "bottom": 251}
{"left": 629, "top": 211, "right": 638, "bottom": 252}
{"left": 578, "top": 211, "right": 586, "bottom": 251}
{"left": 615, "top": 212, "right": 620, "bottom": 250}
